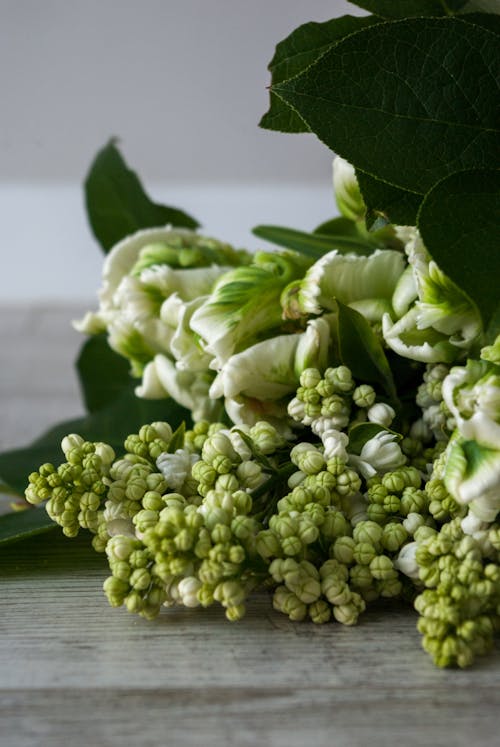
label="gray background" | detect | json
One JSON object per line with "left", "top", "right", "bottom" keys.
{"left": 1, "top": 1, "right": 364, "bottom": 300}
{"left": 1, "top": 0, "right": 363, "bottom": 183}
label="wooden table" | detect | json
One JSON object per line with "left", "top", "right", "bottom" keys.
{"left": 1, "top": 305, "right": 498, "bottom": 747}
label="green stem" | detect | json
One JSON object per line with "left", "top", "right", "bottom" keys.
{"left": 251, "top": 462, "right": 296, "bottom": 525}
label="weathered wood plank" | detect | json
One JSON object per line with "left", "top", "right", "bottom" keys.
{"left": 1, "top": 533, "right": 499, "bottom": 747}
{"left": 1, "top": 304, "right": 499, "bottom": 747}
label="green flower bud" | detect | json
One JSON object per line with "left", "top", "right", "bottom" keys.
{"left": 269, "top": 514, "right": 298, "bottom": 539}
{"left": 249, "top": 421, "right": 286, "bottom": 454}
{"left": 107, "top": 535, "right": 137, "bottom": 561}
{"left": 320, "top": 394, "right": 350, "bottom": 428}
{"left": 256, "top": 529, "right": 281, "bottom": 559}
{"left": 309, "top": 599, "right": 332, "bottom": 624}
{"left": 333, "top": 595, "right": 365, "bottom": 625}
{"left": 332, "top": 536, "right": 356, "bottom": 565}
{"left": 202, "top": 433, "right": 239, "bottom": 464}
{"left": 379, "top": 574, "right": 402, "bottom": 598}
{"left": 300, "top": 367, "right": 322, "bottom": 389}
{"left": 382, "top": 522, "right": 409, "bottom": 552}
{"left": 353, "top": 542, "right": 377, "bottom": 566}
{"left": 103, "top": 576, "right": 129, "bottom": 606}
{"left": 353, "top": 521, "right": 383, "bottom": 551}
{"left": 325, "top": 365, "right": 354, "bottom": 393}
{"left": 129, "top": 567, "right": 151, "bottom": 591}
{"left": 236, "top": 461, "right": 264, "bottom": 490}
{"left": 273, "top": 586, "right": 307, "bottom": 621}
{"left": 294, "top": 576, "right": 322, "bottom": 605}
{"left": 353, "top": 385, "right": 376, "bottom": 408}
{"left": 336, "top": 469, "right": 362, "bottom": 497}
{"left": 321, "top": 510, "right": 351, "bottom": 541}
{"left": 322, "top": 577, "right": 351, "bottom": 606}
{"left": 225, "top": 604, "right": 246, "bottom": 622}
{"left": 282, "top": 536, "right": 303, "bottom": 556}
{"left": 232, "top": 515, "right": 259, "bottom": 542}
{"left": 349, "top": 564, "right": 373, "bottom": 590}
{"left": 369, "top": 555, "right": 395, "bottom": 580}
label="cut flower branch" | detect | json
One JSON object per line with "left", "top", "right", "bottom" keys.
{"left": 0, "top": 0, "right": 499, "bottom": 670}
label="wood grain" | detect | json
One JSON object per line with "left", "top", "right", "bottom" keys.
{"left": 0, "top": 305, "right": 499, "bottom": 747}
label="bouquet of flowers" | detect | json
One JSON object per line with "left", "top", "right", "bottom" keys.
{"left": 1, "top": 0, "right": 499, "bottom": 669}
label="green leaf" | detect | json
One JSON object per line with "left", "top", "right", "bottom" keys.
{"left": 348, "top": 422, "right": 402, "bottom": 455}
{"left": 167, "top": 422, "right": 186, "bottom": 453}
{"left": 0, "top": 509, "right": 57, "bottom": 547}
{"left": 273, "top": 18, "right": 499, "bottom": 200}
{"left": 76, "top": 335, "right": 137, "bottom": 413}
{"left": 0, "top": 392, "right": 191, "bottom": 496}
{"left": 315, "top": 213, "right": 405, "bottom": 253}
{"left": 347, "top": 0, "right": 469, "bottom": 17}
{"left": 461, "top": 13, "right": 500, "bottom": 33}
{"left": 260, "top": 15, "right": 380, "bottom": 133}
{"left": 252, "top": 225, "right": 375, "bottom": 259}
{"left": 85, "top": 140, "right": 199, "bottom": 253}
{"left": 314, "top": 216, "right": 361, "bottom": 238}
{"left": 336, "top": 301, "right": 397, "bottom": 401}
{"left": 417, "top": 168, "right": 500, "bottom": 326}
{"left": 356, "top": 170, "right": 424, "bottom": 227}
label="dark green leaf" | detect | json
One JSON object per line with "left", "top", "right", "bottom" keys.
{"left": 348, "top": 422, "right": 402, "bottom": 455}
{"left": 261, "top": 92, "right": 309, "bottom": 134}
{"left": 85, "top": 140, "right": 199, "bottom": 252}
{"left": 76, "top": 335, "right": 134, "bottom": 413}
{"left": 417, "top": 169, "right": 500, "bottom": 326}
{"left": 0, "top": 509, "right": 57, "bottom": 547}
{"left": 167, "top": 422, "right": 186, "bottom": 453}
{"left": 315, "top": 213, "right": 405, "bottom": 252}
{"left": 336, "top": 301, "right": 397, "bottom": 401}
{"left": 274, "top": 18, "right": 499, "bottom": 196}
{"left": 356, "top": 170, "right": 424, "bottom": 227}
{"left": 252, "top": 225, "right": 375, "bottom": 259}
{"left": 260, "top": 15, "right": 380, "bottom": 132}
{"left": 314, "top": 216, "right": 361, "bottom": 237}
{"left": 459, "top": 12, "right": 500, "bottom": 34}
{"left": 347, "top": 0, "right": 468, "bottom": 17}
{"left": 0, "top": 393, "right": 191, "bottom": 496}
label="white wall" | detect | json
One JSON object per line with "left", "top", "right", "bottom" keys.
{"left": 1, "top": 1, "right": 364, "bottom": 299}
{"left": 1, "top": 0, "right": 363, "bottom": 182}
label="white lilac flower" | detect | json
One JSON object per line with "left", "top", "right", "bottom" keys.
{"left": 461, "top": 511, "right": 488, "bottom": 536}
{"left": 394, "top": 541, "right": 419, "bottom": 579}
{"left": 321, "top": 429, "right": 349, "bottom": 460}
{"left": 177, "top": 577, "right": 202, "bottom": 608}
{"left": 290, "top": 248, "right": 405, "bottom": 319}
{"left": 102, "top": 501, "right": 135, "bottom": 538}
{"left": 136, "top": 354, "right": 223, "bottom": 422}
{"left": 349, "top": 432, "right": 406, "bottom": 479}
{"left": 156, "top": 449, "right": 200, "bottom": 492}
{"left": 367, "top": 403, "right": 395, "bottom": 428}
